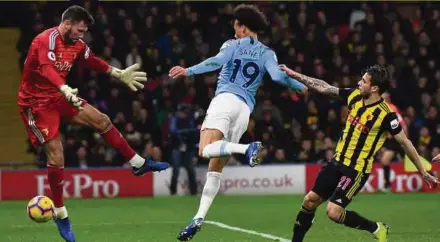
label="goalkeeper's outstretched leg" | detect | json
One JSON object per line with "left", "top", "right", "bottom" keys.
{"left": 70, "top": 103, "right": 169, "bottom": 174}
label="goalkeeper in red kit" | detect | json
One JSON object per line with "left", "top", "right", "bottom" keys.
{"left": 17, "top": 6, "right": 169, "bottom": 242}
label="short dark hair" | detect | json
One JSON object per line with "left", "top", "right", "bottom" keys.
{"left": 363, "top": 64, "right": 389, "bottom": 94}
{"left": 61, "top": 5, "right": 94, "bottom": 25}
{"left": 233, "top": 4, "right": 268, "bottom": 33}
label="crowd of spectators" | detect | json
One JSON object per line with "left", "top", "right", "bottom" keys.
{"left": 15, "top": 1, "right": 440, "bottom": 168}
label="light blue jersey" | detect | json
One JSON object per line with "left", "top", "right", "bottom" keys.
{"left": 186, "top": 36, "right": 305, "bottom": 111}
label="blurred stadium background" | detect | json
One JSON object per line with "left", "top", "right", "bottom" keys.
{"left": 0, "top": 1, "right": 439, "bottom": 242}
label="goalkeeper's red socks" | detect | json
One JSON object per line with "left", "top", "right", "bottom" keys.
{"left": 47, "top": 164, "right": 69, "bottom": 219}
{"left": 47, "top": 164, "right": 64, "bottom": 206}
{"left": 101, "top": 125, "right": 144, "bottom": 167}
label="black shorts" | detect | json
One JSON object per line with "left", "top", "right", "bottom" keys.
{"left": 311, "top": 161, "right": 369, "bottom": 208}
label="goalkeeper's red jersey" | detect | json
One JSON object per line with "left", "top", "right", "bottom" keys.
{"left": 17, "top": 27, "right": 109, "bottom": 111}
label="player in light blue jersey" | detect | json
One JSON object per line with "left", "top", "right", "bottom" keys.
{"left": 169, "top": 4, "right": 306, "bottom": 241}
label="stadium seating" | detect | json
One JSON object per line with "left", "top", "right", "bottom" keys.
{"left": 8, "top": 2, "right": 440, "bottom": 167}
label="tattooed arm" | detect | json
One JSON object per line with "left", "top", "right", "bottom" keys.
{"left": 280, "top": 64, "right": 339, "bottom": 97}
{"left": 297, "top": 75, "right": 339, "bottom": 97}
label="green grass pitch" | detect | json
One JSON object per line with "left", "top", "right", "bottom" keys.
{"left": 2, "top": 194, "right": 439, "bottom": 241}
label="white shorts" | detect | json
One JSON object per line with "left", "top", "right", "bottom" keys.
{"left": 201, "top": 93, "right": 251, "bottom": 143}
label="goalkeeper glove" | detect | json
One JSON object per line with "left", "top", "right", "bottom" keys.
{"left": 60, "top": 85, "right": 83, "bottom": 110}
{"left": 110, "top": 63, "right": 147, "bottom": 91}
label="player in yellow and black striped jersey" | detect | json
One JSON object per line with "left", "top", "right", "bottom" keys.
{"left": 334, "top": 88, "right": 400, "bottom": 174}
{"left": 281, "top": 64, "right": 439, "bottom": 242}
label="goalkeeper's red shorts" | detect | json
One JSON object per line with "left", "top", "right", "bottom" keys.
{"left": 19, "top": 96, "right": 87, "bottom": 147}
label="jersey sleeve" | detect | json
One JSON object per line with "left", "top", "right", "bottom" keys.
{"left": 382, "top": 112, "right": 403, "bottom": 135}
{"left": 264, "top": 50, "right": 305, "bottom": 91}
{"left": 338, "top": 88, "right": 354, "bottom": 102}
{"left": 264, "top": 50, "right": 283, "bottom": 80}
{"left": 36, "top": 36, "right": 57, "bottom": 66}
{"left": 35, "top": 36, "right": 65, "bottom": 87}
{"left": 79, "top": 43, "right": 110, "bottom": 73}
{"left": 186, "top": 40, "right": 236, "bottom": 76}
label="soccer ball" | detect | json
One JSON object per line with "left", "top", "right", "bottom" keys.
{"left": 27, "top": 195, "right": 55, "bottom": 223}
